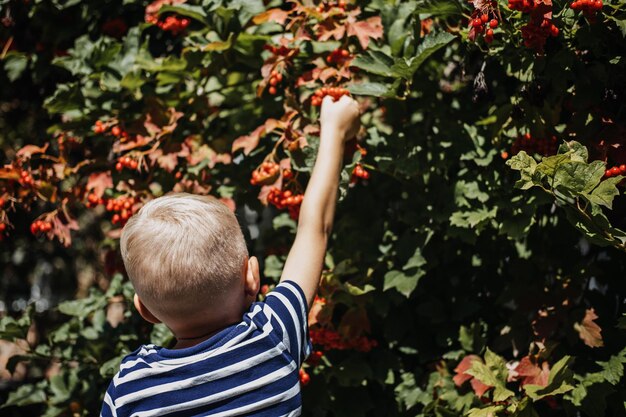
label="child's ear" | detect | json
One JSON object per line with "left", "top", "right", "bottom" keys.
{"left": 244, "top": 256, "right": 260, "bottom": 297}
{"left": 133, "top": 294, "right": 161, "bottom": 324}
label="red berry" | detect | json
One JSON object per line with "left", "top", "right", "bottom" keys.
{"left": 481, "top": 14, "right": 489, "bottom": 23}
{"left": 111, "top": 126, "right": 121, "bottom": 136}
{"left": 268, "top": 86, "right": 277, "bottom": 95}
{"left": 550, "top": 25, "right": 559, "bottom": 36}
{"left": 486, "top": 28, "right": 494, "bottom": 36}
{"left": 490, "top": 19, "right": 498, "bottom": 28}
{"left": 610, "top": 166, "right": 621, "bottom": 176}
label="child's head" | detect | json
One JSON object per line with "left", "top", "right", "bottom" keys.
{"left": 120, "top": 193, "right": 252, "bottom": 327}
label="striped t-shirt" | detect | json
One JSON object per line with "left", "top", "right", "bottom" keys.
{"left": 100, "top": 280, "right": 311, "bottom": 417}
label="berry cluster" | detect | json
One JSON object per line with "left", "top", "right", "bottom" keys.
{"left": 316, "top": 0, "right": 347, "bottom": 13}
{"left": 115, "top": 156, "right": 138, "bottom": 171}
{"left": 105, "top": 195, "right": 137, "bottom": 225}
{"left": 604, "top": 165, "right": 626, "bottom": 179}
{"left": 93, "top": 120, "right": 107, "bottom": 134}
{"left": 299, "top": 369, "right": 310, "bottom": 386}
{"left": 86, "top": 192, "right": 105, "bottom": 209}
{"left": 19, "top": 170, "right": 34, "bottom": 187}
{"left": 311, "top": 87, "right": 350, "bottom": 106}
{"left": 0, "top": 198, "right": 7, "bottom": 238}
{"left": 267, "top": 187, "right": 304, "bottom": 220}
{"left": 157, "top": 15, "right": 190, "bottom": 35}
{"left": 326, "top": 48, "right": 351, "bottom": 65}
{"left": 94, "top": 121, "right": 130, "bottom": 141}
{"left": 351, "top": 163, "right": 370, "bottom": 182}
{"left": 508, "top": 0, "right": 540, "bottom": 13}
{"left": 508, "top": 0, "right": 558, "bottom": 52}
{"left": 521, "top": 18, "right": 559, "bottom": 51}
{"left": 31, "top": 219, "right": 52, "bottom": 235}
{"left": 306, "top": 350, "right": 324, "bottom": 366}
{"left": 309, "top": 328, "right": 378, "bottom": 352}
{"left": 263, "top": 44, "right": 297, "bottom": 57}
{"left": 570, "top": 0, "right": 602, "bottom": 19}
{"left": 267, "top": 70, "right": 284, "bottom": 95}
{"left": 510, "top": 133, "right": 558, "bottom": 157}
{"left": 470, "top": 13, "right": 499, "bottom": 44}
{"left": 250, "top": 161, "right": 280, "bottom": 185}
{"left": 101, "top": 18, "right": 128, "bottom": 39}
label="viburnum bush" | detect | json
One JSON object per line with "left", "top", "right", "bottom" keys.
{"left": 1, "top": 0, "right": 626, "bottom": 416}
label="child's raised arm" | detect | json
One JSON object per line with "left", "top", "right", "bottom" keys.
{"left": 280, "top": 95, "right": 360, "bottom": 308}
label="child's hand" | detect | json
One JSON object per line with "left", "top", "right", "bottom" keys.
{"left": 320, "top": 95, "right": 360, "bottom": 141}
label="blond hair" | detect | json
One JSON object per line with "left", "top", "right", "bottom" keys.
{"left": 120, "top": 193, "right": 248, "bottom": 318}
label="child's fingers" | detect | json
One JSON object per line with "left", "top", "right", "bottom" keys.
{"left": 321, "top": 95, "right": 335, "bottom": 106}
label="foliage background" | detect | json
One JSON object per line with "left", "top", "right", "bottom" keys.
{"left": 0, "top": 0, "right": 626, "bottom": 416}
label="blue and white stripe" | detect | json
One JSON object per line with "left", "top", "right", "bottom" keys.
{"left": 101, "top": 280, "right": 311, "bottom": 417}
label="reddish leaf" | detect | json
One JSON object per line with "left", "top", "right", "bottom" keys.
{"left": 232, "top": 119, "right": 280, "bottom": 155}
{"left": 515, "top": 356, "right": 550, "bottom": 387}
{"left": 575, "top": 308, "right": 604, "bottom": 348}
{"left": 319, "top": 67, "right": 338, "bottom": 83}
{"left": 86, "top": 172, "right": 113, "bottom": 198}
{"left": 149, "top": 150, "right": 178, "bottom": 172}
{"left": 308, "top": 297, "right": 326, "bottom": 327}
{"left": 51, "top": 213, "right": 79, "bottom": 247}
{"left": 346, "top": 16, "right": 383, "bottom": 49}
{"left": 16, "top": 144, "right": 49, "bottom": 159}
{"left": 0, "top": 166, "right": 20, "bottom": 180}
{"left": 253, "top": 8, "right": 290, "bottom": 25}
{"left": 317, "top": 20, "right": 346, "bottom": 42}
{"left": 145, "top": 0, "right": 186, "bottom": 24}
{"left": 232, "top": 125, "right": 265, "bottom": 155}
{"left": 115, "top": 134, "right": 154, "bottom": 152}
{"left": 338, "top": 307, "right": 370, "bottom": 339}
{"left": 470, "top": 377, "right": 492, "bottom": 398}
{"left": 453, "top": 354, "right": 482, "bottom": 386}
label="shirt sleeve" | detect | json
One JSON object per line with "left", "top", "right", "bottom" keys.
{"left": 263, "top": 280, "right": 312, "bottom": 366}
{"left": 100, "top": 380, "right": 117, "bottom": 417}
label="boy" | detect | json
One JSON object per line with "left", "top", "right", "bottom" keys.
{"left": 101, "top": 95, "right": 360, "bottom": 417}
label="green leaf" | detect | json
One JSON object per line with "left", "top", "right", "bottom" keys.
{"left": 348, "top": 82, "right": 395, "bottom": 97}
{"left": 598, "top": 348, "right": 626, "bottom": 385}
{"left": 450, "top": 207, "right": 497, "bottom": 229}
{"left": 507, "top": 151, "right": 537, "bottom": 172}
{"left": 413, "top": 0, "right": 464, "bottom": 16}
{"left": 467, "top": 405, "right": 504, "bottom": 417}
{"left": 100, "top": 355, "right": 124, "bottom": 378}
{"left": 558, "top": 140, "right": 589, "bottom": 162}
{"left": 383, "top": 269, "right": 423, "bottom": 298}
{"left": 344, "top": 282, "right": 376, "bottom": 296}
{"left": 553, "top": 161, "right": 605, "bottom": 195}
{"left": 350, "top": 50, "right": 395, "bottom": 77}
{"left": 2, "top": 383, "right": 46, "bottom": 408}
{"left": 43, "top": 83, "right": 84, "bottom": 115}
{"left": 159, "top": 4, "right": 208, "bottom": 22}
{"left": 264, "top": 255, "right": 285, "bottom": 279}
{"left": 459, "top": 322, "right": 486, "bottom": 353}
{"left": 405, "top": 31, "right": 455, "bottom": 75}
{"left": 3, "top": 52, "right": 29, "bottom": 82}
{"left": 536, "top": 154, "right": 570, "bottom": 178}
{"left": 587, "top": 176, "right": 622, "bottom": 209}
{"left": 151, "top": 323, "right": 174, "bottom": 347}
{"left": 228, "top": 0, "right": 265, "bottom": 25}
{"left": 524, "top": 356, "right": 574, "bottom": 400}
{"left": 507, "top": 151, "right": 538, "bottom": 190}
